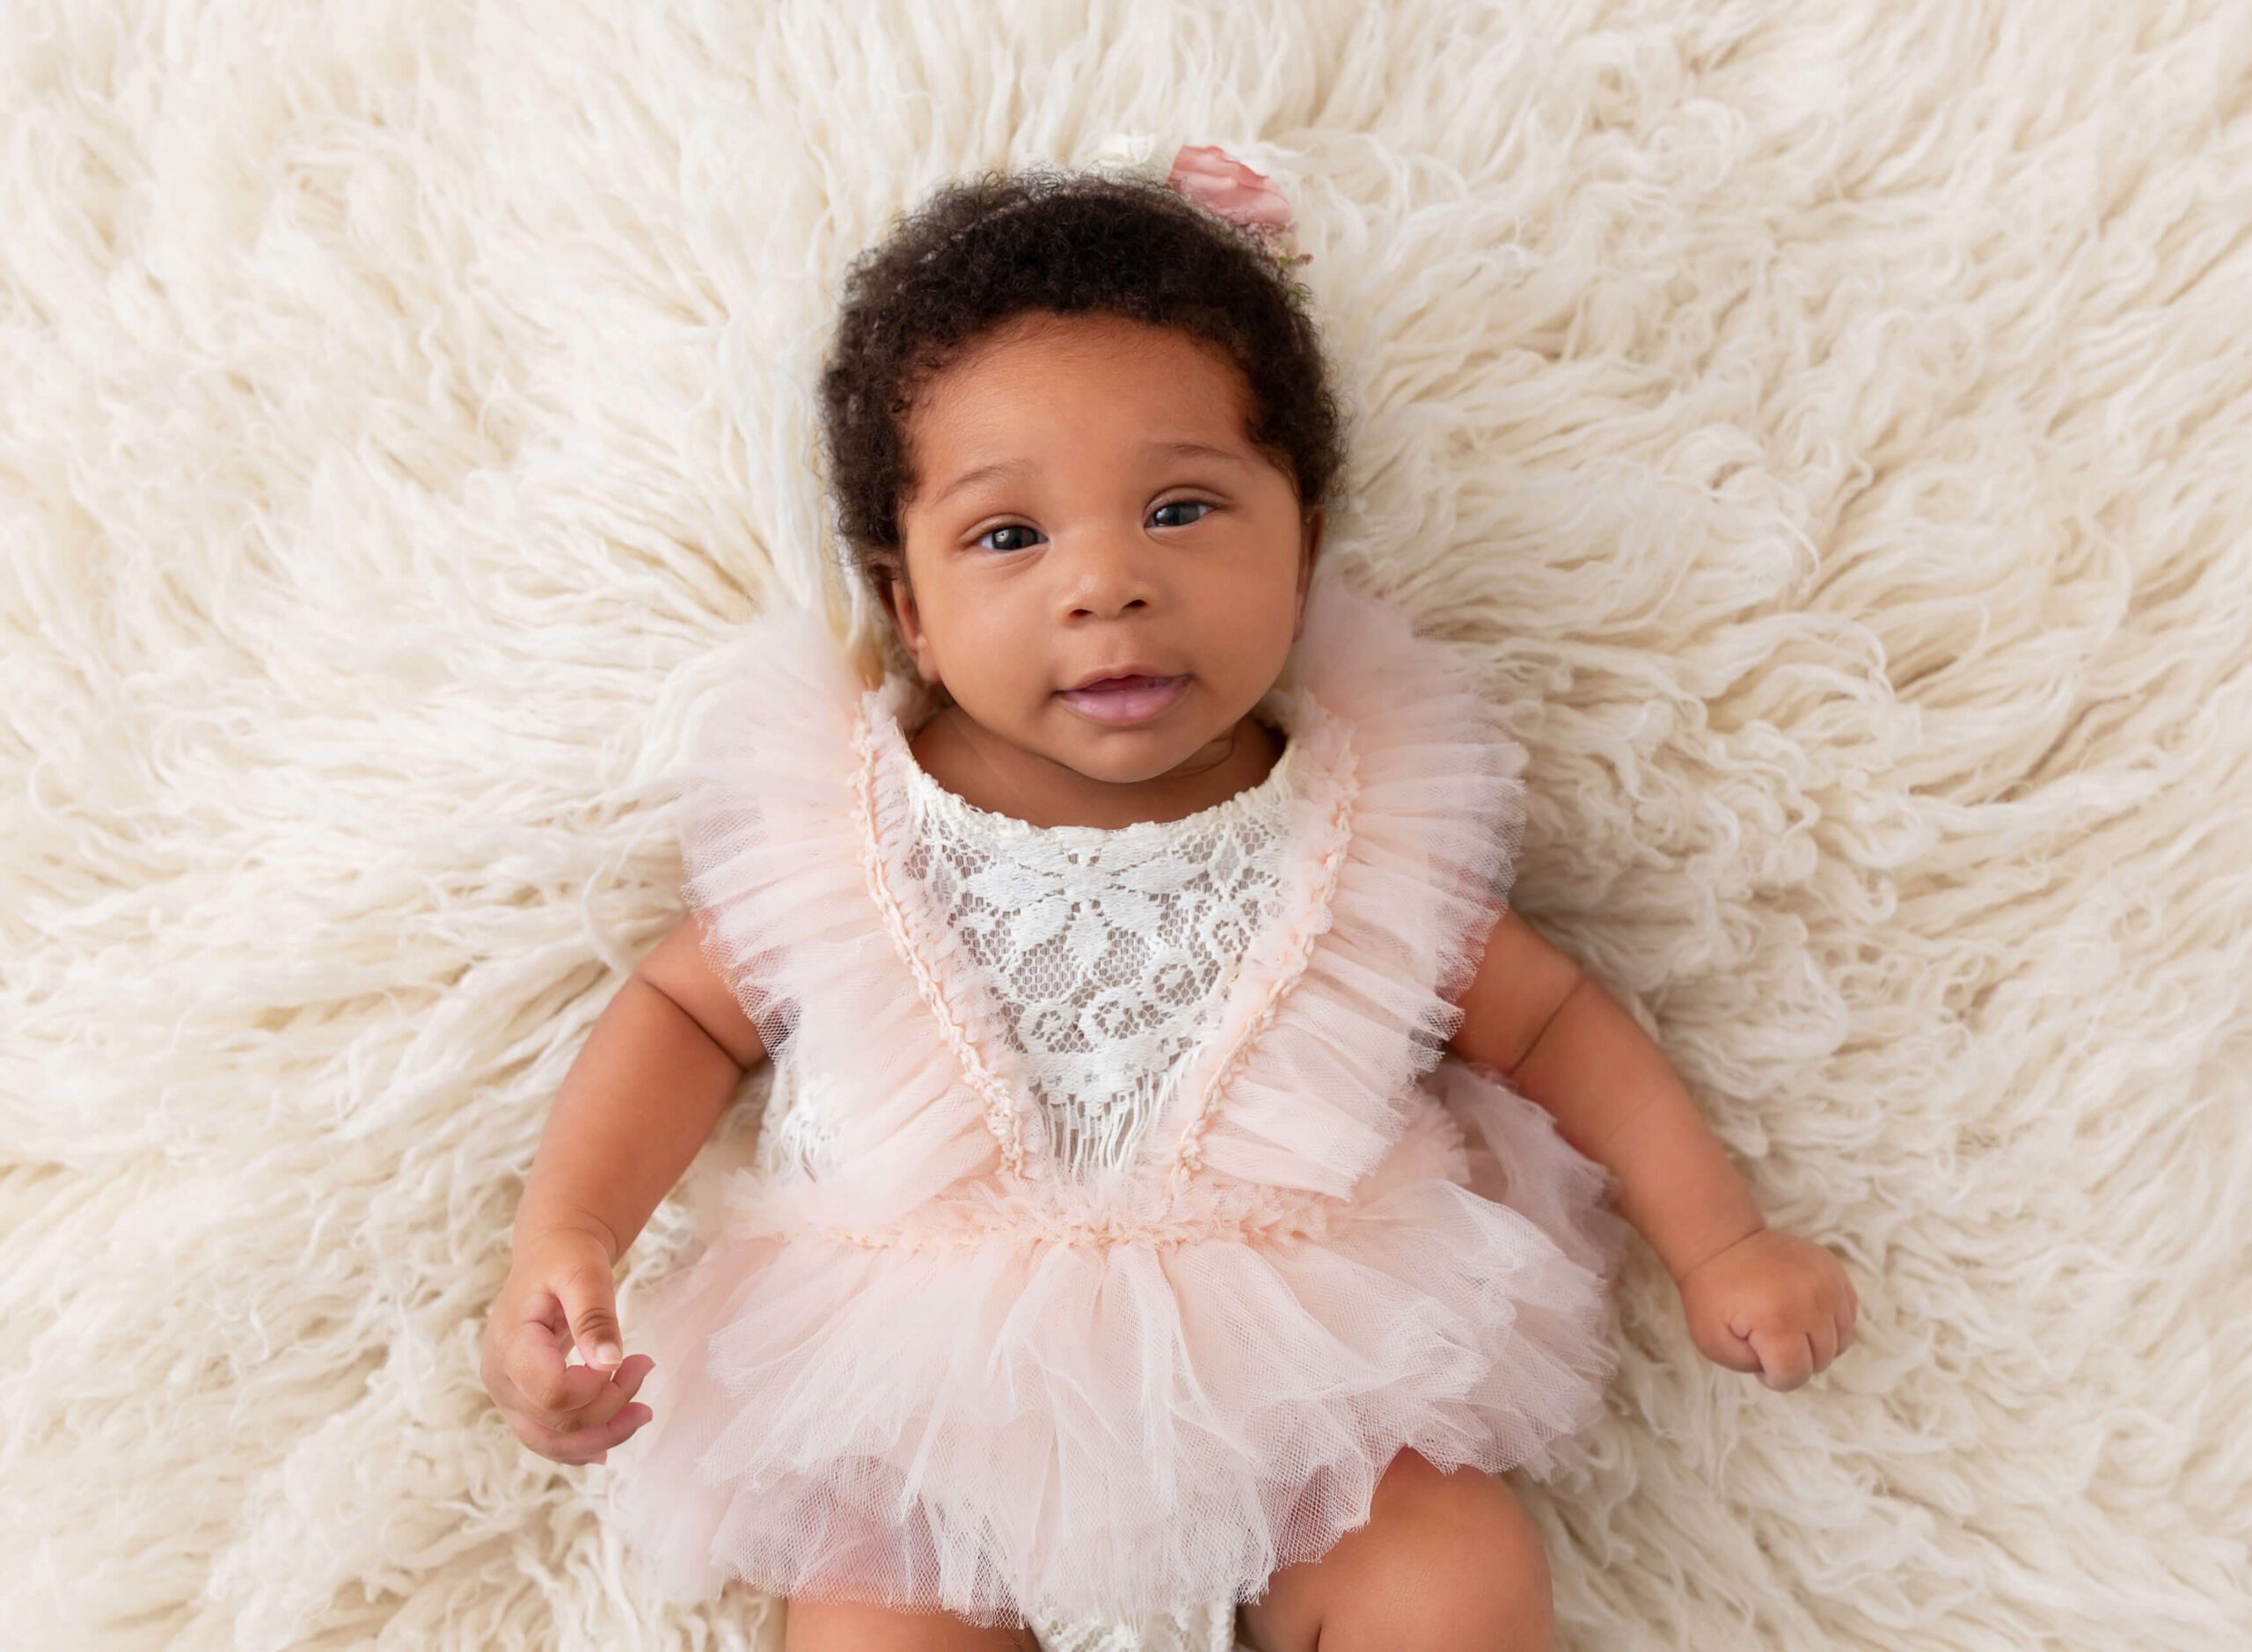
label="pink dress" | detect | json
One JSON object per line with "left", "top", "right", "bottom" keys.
{"left": 598, "top": 565, "right": 1630, "bottom": 1648}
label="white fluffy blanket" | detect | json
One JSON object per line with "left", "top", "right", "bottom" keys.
{"left": 4, "top": 3, "right": 2248, "bottom": 1648}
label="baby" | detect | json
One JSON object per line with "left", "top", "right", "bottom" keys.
{"left": 482, "top": 143, "right": 1858, "bottom": 1652}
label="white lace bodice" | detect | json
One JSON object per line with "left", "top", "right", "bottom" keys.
{"left": 755, "top": 716, "right": 1304, "bottom": 1183}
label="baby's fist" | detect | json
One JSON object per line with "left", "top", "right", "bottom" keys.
{"left": 481, "top": 1227, "right": 655, "bottom": 1465}
{"left": 1676, "top": 1227, "right": 1859, "bottom": 1391}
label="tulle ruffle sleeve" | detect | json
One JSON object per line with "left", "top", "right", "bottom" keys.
{"left": 1151, "top": 567, "right": 1532, "bottom": 1199}
{"left": 665, "top": 607, "right": 1014, "bottom": 1221}
{"left": 667, "top": 602, "right": 874, "bottom": 1064}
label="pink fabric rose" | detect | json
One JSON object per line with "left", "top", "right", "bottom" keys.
{"left": 1160, "top": 143, "right": 1313, "bottom": 283}
{"left": 1164, "top": 143, "right": 1297, "bottom": 242}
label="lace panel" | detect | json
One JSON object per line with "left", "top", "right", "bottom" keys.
{"left": 897, "top": 732, "right": 1303, "bottom": 1181}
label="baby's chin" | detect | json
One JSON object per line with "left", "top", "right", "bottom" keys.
{"left": 1026, "top": 725, "right": 1204, "bottom": 792}
{"left": 1041, "top": 721, "right": 1272, "bottom": 795}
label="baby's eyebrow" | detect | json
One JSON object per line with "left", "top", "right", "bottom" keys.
{"left": 928, "top": 459, "right": 1033, "bottom": 508}
{"left": 1140, "top": 440, "right": 1253, "bottom": 469}
{"left": 929, "top": 441, "right": 1254, "bottom": 508}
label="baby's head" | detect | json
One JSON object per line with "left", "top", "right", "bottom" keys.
{"left": 815, "top": 164, "right": 1349, "bottom": 789}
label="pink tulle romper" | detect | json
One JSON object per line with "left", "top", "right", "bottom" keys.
{"left": 599, "top": 563, "right": 1629, "bottom": 1651}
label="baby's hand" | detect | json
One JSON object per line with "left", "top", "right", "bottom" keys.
{"left": 1675, "top": 1227, "right": 1860, "bottom": 1392}
{"left": 480, "top": 1225, "right": 655, "bottom": 1465}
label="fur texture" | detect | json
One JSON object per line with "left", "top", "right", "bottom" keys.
{"left": 3, "top": 2, "right": 2248, "bottom": 1648}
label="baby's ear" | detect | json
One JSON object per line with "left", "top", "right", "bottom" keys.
{"left": 1293, "top": 507, "right": 1326, "bottom": 634}
{"left": 873, "top": 561, "right": 910, "bottom": 632}
{"left": 880, "top": 570, "right": 940, "bottom": 683}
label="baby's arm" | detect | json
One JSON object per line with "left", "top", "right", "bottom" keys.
{"left": 513, "top": 911, "right": 766, "bottom": 1264}
{"left": 1451, "top": 910, "right": 1766, "bottom": 1280}
{"left": 1449, "top": 909, "right": 1859, "bottom": 1390}
{"left": 481, "top": 911, "right": 766, "bottom": 1464}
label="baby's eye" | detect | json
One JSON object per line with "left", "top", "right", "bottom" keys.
{"left": 972, "top": 501, "right": 1215, "bottom": 553}
{"left": 976, "top": 523, "right": 1043, "bottom": 553}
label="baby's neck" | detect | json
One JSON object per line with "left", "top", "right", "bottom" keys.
{"left": 908, "top": 704, "right": 1285, "bottom": 830}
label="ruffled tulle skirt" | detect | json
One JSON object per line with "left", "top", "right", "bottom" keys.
{"left": 597, "top": 1058, "right": 1628, "bottom": 1641}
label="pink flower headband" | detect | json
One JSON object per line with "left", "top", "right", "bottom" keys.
{"left": 1087, "top": 135, "right": 1315, "bottom": 300}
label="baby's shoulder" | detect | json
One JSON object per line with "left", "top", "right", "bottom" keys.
{"left": 632, "top": 910, "right": 769, "bottom": 1071}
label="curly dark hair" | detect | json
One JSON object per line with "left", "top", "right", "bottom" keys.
{"left": 815, "top": 162, "right": 1352, "bottom": 598}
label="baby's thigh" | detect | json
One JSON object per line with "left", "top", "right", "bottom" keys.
{"left": 1237, "top": 1448, "right": 1554, "bottom": 1652}
{"left": 783, "top": 1594, "right": 1041, "bottom": 1652}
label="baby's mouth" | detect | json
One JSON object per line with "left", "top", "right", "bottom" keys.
{"left": 1056, "top": 674, "right": 1191, "bottom": 725}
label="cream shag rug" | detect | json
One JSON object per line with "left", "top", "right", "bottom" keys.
{"left": 4, "top": 3, "right": 2248, "bottom": 1648}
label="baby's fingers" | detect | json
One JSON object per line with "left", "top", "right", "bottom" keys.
{"left": 514, "top": 1397, "right": 655, "bottom": 1466}
{"left": 507, "top": 1356, "right": 655, "bottom": 1461}
{"left": 1749, "top": 1327, "right": 1814, "bottom": 1391}
{"left": 507, "top": 1314, "right": 631, "bottom": 1426}
{"left": 514, "top": 1335, "right": 654, "bottom": 1433}
{"left": 564, "top": 1351, "right": 654, "bottom": 1431}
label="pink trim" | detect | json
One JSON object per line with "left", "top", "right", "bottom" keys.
{"left": 819, "top": 1195, "right": 1341, "bottom": 1254}
{"left": 1161, "top": 727, "right": 1364, "bottom": 1194}
{"left": 848, "top": 705, "right": 1031, "bottom": 1179}
{"left": 802, "top": 1084, "right": 1471, "bottom": 1255}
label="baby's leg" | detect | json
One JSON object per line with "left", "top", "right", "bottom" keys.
{"left": 784, "top": 1595, "right": 1041, "bottom": 1652}
{"left": 1237, "top": 1448, "right": 1554, "bottom": 1652}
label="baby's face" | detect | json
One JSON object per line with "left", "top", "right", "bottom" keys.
{"left": 888, "top": 309, "right": 1321, "bottom": 792}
